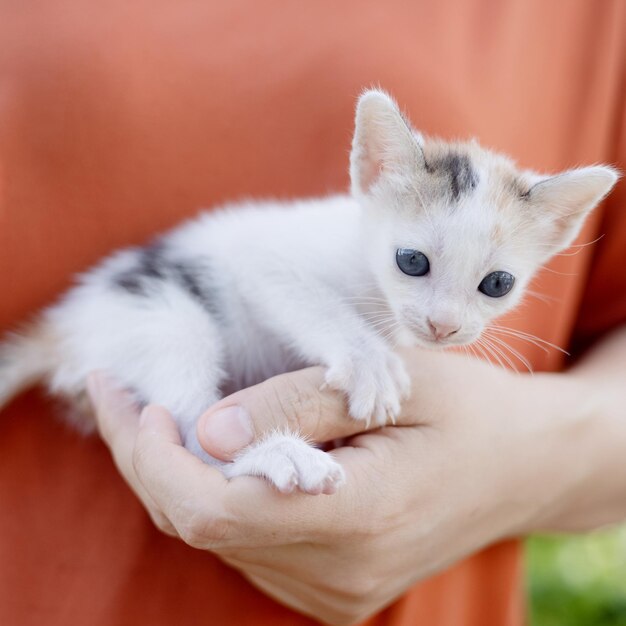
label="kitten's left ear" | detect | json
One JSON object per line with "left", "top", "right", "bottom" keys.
{"left": 527, "top": 166, "right": 619, "bottom": 251}
{"left": 350, "top": 89, "right": 425, "bottom": 197}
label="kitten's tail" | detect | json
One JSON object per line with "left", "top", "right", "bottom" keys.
{"left": 0, "top": 319, "right": 57, "bottom": 410}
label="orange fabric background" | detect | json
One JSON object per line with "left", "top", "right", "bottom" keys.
{"left": 0, "top": 2, "right": 624, "bottom": 625}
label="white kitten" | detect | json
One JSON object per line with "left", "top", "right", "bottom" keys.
{"left": 0, "top": 90, "right": 618, "bottom": 494}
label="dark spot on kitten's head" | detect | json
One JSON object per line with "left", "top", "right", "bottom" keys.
{"left": 506, "top": 175, "right": 531, "bottom": 200}
{"left": 426, "top": 152, "right": 479, "bottom": 201}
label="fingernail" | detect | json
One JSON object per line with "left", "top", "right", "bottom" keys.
{"left": 204, "top": 406, "right": 254, "bottom": 456}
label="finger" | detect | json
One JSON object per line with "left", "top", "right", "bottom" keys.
{"left": 132, "top": 404, "right": 234, "bottom": 545}
{"left": 86, "top": 372, "right": 178, "bottom": 537}
{"left": 87, "top": 373, "right": 381, "bottom": 550}
{"left": 218, "top": 444, "right": 384, "bottom": 546}
{"left": 134, "top": 402, "right": 407, "bottom": 550}
{"left": 197, "top": 366, "right": 416, "bottom": 461}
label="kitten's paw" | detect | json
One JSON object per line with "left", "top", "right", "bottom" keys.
{"left": 387, "top": 351, "right": 412, "bottom": 401}
{"left": 325, "top": 350, "right": 410, "bottom": 426}
{"left": 223, "top": 433, "right": 345, "bottom": 495}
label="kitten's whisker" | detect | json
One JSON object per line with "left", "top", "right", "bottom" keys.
{"left": 363, "top": 313, "right": 396, "bottom": 324}
{"left": 340, "top": 296, "right": 389, "bottom": 302}
{"left": 357, "top": 303, "right": 392, "bottom": 310}
{"left": 377, "top": 320, "right": 403, "bottom": 343}
{"left": 469, "top": 344, "right": 481, "bottom": 362}
{"left": 484, "top": 332, "right": 533, "bottom": 373}
{"left": 473, "top": 340, "right": 496, "bottom": 369}
{"left": 488, "top": 325, "right": 569, "bottom": 355}
{"left": 362, "top": 311, "right": 395, "bottom": 320}
{"left": 340, "top": 298, "right": 392, "bottom": 310}
{"left": 566, "top": 235, "right": 605, "bottom": 249}
{"left": 490, "top": 336, "right": 528, "bottom": 374}
{"left": 478, "top": 336, "right": 513, "bottom": 372}
{"left": 464, "top": 344, "right": 479, "bottom": 365}
{"left": 340, "top": 302, "right": 390, "bottom": 309}
{"left": 367, "top": 321, "right": 397, "bottom": 333}
{"left": 554, "top": 248, "right": 589, "bottom": 257}
{"left": 369, "top": 323, "right": 397, "bottom": 335}
{"left": 505, "top": 235, "right": 603, "bottom": 252}
{"left": 499, "top": 341, "right": 533, "bottom": 375}
{"left": 368, "top": 317, "right": 394, "bottom": 328}
{"left": 364, "top": 314, "right": 398, "bottom": 327}
{"left": 487, "top": 326, "right": 549, "bottom": 354}
{"left": 525, "top": 290, "right": 559, "bottom": 305}
{"left": 485, "top": 335, "right": 523, "bottom": 373}
{"left": 539, "top": 266, "right": 578, "bottom": 277}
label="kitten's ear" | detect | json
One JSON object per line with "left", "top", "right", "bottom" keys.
{"left": 527, "top": 166, "right": 619, "bottom": 252}
{"left": 350, "top": 90, "right": 425, "bottom": 196}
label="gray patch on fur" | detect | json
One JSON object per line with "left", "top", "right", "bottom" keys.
{"left": 113, "top": 242, "right": 219, "bottom": 316}
{"left": 427, "top": 152, "right": 478, "bottom": 200}
{"left": 114, "top": 243, "right": 166, "bottom": 295}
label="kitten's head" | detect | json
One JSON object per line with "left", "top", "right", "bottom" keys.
{"left": 350, "top": 89, "right": 619, "bottom": 348}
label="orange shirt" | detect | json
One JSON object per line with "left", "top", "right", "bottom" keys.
{"left": 0, "top": 2, "right": 624, "bottom": 625}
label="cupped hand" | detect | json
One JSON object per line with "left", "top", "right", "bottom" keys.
{"left": 87, "top": 349, "right": 561, "bottom": 625}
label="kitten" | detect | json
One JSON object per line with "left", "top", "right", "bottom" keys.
{"left": 0, "top": 90, "right": 618, "bottom": 494}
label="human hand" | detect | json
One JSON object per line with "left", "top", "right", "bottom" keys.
{"left": 89, "top": 347, "right": 579, "bottom": 625}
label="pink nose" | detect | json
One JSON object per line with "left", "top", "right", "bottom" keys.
{"left": 427, "top": 318, "right": 460, "bottom": 340}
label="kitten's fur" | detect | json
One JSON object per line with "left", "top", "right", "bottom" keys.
{"left": 0, "top": 90, "right": 618, "bottom": 494}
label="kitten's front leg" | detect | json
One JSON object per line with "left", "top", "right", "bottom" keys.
{"left": 221, "top": 337, "right": 408, "bottom": 494}
{"left": 223, "top": 284, "right": 409, "bottom": 494}
{"left": 224, "top": 432, "right": 345, "bottom": 495}
{"left": 324, "top": 345, "right": 411, "bottom": 426}
{"left": 254, "top": 283, "right": 411, "bottom": 426}
{"left": 187, "top": 426, "right": 345, "bottom": 495}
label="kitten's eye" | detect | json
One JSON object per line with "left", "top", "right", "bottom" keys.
{"left": 478, "top": 271, "right": 515, "bottom": 298}
{"left": 396, "top": 248, "right": 430, "bottom": 276}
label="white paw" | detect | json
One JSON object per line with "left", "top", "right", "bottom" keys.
{"left": 325, "top": 349, "right": 410, "bottom": 426}
{"left": 223, "top": 433, "right": 345, "bottom": 495}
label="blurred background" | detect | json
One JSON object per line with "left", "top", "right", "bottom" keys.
{"left": 528, "top": 529, "right": 626, "bottom": 626}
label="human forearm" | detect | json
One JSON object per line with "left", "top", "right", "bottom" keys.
{"left": 509, "top": 325, "right": 626, "bottom": 534}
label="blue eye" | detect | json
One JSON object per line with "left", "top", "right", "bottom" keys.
{"left": 396, "top": 248, "right": 430, "bottom": 276}
{"left": 478, "top": 271, "right": 515, "bottom": 297}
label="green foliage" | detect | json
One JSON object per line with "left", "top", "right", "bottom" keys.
{"left": 527, "top": 526, "right": 626, "bottom": 626}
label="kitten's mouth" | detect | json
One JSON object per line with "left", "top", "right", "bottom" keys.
{"left": 413, "top": 332, "right": 459, "bottom": 349}
{"left": 411, "top": 328, "right": 478, "bottom": 349}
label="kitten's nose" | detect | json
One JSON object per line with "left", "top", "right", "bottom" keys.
{"left": 427, "top": 318, "right": 460, "bottom": 340}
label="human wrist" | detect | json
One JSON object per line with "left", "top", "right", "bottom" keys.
{"left": 502, "top": 371, "right": 625, "bottom": 535}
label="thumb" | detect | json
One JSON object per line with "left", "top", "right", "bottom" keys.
{"left": 197, "top": 366, "right": 379, "bottom": 461}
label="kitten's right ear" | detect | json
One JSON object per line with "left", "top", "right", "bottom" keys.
{"left": 350, "top": 90, "right": 425, "bottom": 197}
{"left": 526, "top": 165, "right": 619, "bottom": 253}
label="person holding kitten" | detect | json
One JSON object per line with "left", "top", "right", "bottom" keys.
{"left": 1, "top": 2, "right": 625, "bottom": 626}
